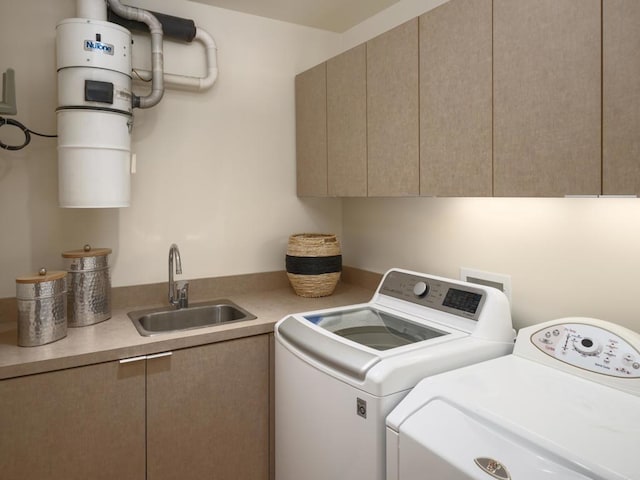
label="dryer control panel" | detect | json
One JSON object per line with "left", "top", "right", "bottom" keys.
{"left": 531, "top": 323, "right": 640, "bottom": 378}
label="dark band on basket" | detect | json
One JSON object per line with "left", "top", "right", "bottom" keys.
{"left": 285, "top": 255, "right": 342, "bottom": 275}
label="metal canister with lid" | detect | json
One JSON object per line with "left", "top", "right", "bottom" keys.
{"left": 16, "top": 268, "right": 68, "bottom": 347}
{"left": 62, "top": 245, "right": 112, "bottom": 327}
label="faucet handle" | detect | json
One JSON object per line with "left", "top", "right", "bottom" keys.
{"left": 176, "top": 280, "right": 189, "bottom": 309}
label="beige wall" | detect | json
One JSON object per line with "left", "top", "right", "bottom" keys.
{"left": 343, "top": 198, "right": 640, "bottom": 333}
{"left": 339, "top": 0, "right": 449, "bottom": 52}
{"left": 0, "top": 0, "right": 341, "bottom": 300}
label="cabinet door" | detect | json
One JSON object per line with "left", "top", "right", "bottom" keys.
{"left": 367, "top": 19, "right": 419, "bottom": 196}
{"left": 327, "top": 44, "right": 367, "bottom": 196}
{"left": 295, "top": 63, "right": 327, "bottom": 196}
{"left": 419, "top": 0, "right": 492, "bottom": 197}
{"left": 147, "top": 335, "right": 270, "bottom": 480}
{"left": 493, "top": 0, "right": 601, "bottom": 196}
{"left": 603, "top": 0, "right": 640, "bottom": 195}
{"left": 0, "top": 361, "right": 145, "bottom": 480}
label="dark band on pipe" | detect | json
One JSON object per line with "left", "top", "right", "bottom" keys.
{"left": 108, "top": 9, "right": 197, "bottom": 43}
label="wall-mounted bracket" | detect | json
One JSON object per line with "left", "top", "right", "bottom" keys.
{"left": 0, "top": 68, "right": 17, "bottom": 115}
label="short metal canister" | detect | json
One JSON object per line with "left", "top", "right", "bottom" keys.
{"left": 62, "top": 245, "right": 112, "bottom": 327}
{"left": 16, "top": 269, "right": 68, "bottom": 347}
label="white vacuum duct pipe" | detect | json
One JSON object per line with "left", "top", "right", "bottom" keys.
{"left": 106, "top": 0, "right": 164, "bottom": 108}
{"left": 133, "top": 27, "right": 219, "bottom": 91}
{"left": 76, "top": 0, "right": 107, "bottom": 21}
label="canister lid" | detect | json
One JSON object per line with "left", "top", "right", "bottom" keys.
{"left": 62, "top": 244, "right": 112, "bottom": 258}
{"left": 16, "top": 268, "right": 66, "bottom": 284}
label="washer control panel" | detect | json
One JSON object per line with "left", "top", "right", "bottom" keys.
{"left": 378, "top": 270, "right": 486, "bottom": 320}
{"left": 531, "top": 323, "right": 640, "bottom": 378}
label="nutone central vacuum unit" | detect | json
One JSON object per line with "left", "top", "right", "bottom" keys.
{"left": 56, "top": 0, "right": 218, "bottom": 208}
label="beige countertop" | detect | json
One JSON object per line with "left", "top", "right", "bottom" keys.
{"left": 0, "top": 275, "right": 375, "bottom": 380}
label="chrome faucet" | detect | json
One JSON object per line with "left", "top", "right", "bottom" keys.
{"left": 168, "top": 243, "right": 189, "bottom": 309}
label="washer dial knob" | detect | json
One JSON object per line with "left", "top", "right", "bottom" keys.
{"left": 413, "top": 281, "right": 429, "bottom": 298}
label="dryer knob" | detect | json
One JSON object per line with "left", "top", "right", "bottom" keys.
{"left": 413, "top": 281, "right": 429, "bottom": 298}
{"left": 573, "top": 337, "right": 602, "bottom": 356}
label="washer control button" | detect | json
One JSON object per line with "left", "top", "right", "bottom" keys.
{"left": 356, "top": 398, "right": 367, "bottom": 419}
{"left": 413, "top": 281, "right": 429, "bottom": 298}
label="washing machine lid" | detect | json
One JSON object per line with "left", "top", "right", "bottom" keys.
{"left": 277, "top": 312, "right": 457, "bottom": 382}
{"left": 394, "top": 356, "right": 640, "bottom": 480}
{"left": 303, "top": 306, "right": 448, "bottom": 351}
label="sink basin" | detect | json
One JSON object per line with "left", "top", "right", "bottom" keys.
{"left": 128, "top": 299, "right": 257, "bottom": 336}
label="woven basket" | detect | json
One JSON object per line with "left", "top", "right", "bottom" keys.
{"left": 286, "top": 233, "right": 342, "bottom": 297}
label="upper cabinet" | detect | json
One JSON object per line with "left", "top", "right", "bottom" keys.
{"left": 493, "top": 0, "right": 602, "bottom": 196}
{"left": 603, "top": 0, "right": 640, "bottom": 195}
{"left": 419, "top": 0, "right": 492, "bottom": 197}
{"left": 327, "top": 45, "right": 367, "bottom": 196}
{"left": 367, "top": 19, "right": 420, "bottom": 196}
{"left": 295, "top": 63, "right": 327, "bottom": 196}
{"left": 296, "top": 0, "right": 638, "bottom": 198}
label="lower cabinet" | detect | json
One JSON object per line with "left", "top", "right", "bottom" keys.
{"left": 0, "top": 334, "right": 270, "bottom": 480}
{"left": 0, "top": 358, "right": 146, "bottom": 480}
{"left": 147, "top": 334, "right": 270, "bottom": 480}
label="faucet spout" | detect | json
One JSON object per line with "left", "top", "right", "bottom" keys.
{"left": 168, "top": 243, "right": 188, "bottom": 308}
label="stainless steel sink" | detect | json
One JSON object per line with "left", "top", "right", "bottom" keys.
{"left": 128, "top": 299, "right": 257, "bottom": 336}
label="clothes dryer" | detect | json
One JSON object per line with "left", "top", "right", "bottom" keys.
{"left": 387, "top": 317, "right": 640, "bottom": 480}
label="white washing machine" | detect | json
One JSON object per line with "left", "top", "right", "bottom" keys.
{"left": 275, "top": 268, "right": 515, "bottom": 480}
{"left": 387, "top": 317, "right": 640, "bottom": 480}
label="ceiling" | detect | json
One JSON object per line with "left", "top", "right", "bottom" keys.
{"left": 190, "top": 0, "right": 402, "bottom": 32}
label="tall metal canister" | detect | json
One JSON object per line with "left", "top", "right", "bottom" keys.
{"left": 16, "top": 269, "right": 68, "bottom": 347}
{"left": 62, "top": 245, "right": 112, "bottom": 326}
